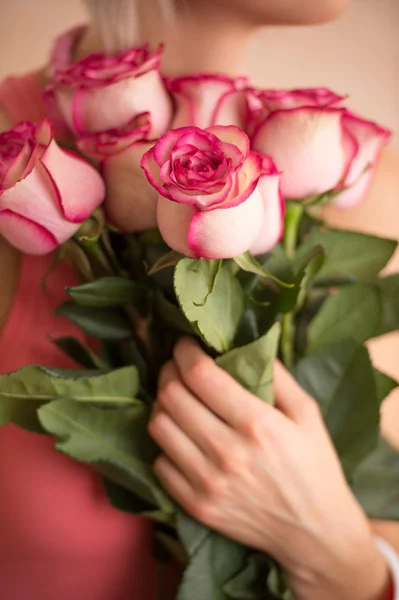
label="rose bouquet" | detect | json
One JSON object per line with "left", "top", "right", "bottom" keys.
{"left": 1, "top": 39, "right": 399, "bottom": 599}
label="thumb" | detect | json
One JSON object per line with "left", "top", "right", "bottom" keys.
{"left": 273, "top": 361, "right": 321, "bottom": 426}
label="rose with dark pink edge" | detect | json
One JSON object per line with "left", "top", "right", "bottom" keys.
{"left": 47, "top": 44, "right": 173, "bottom": 139}
{"left": 166, "top": 74, "right": 249, "bottom": 130}
{"left": 0, "top": 120, "right": 105, "bottom": 255}
{"left": 250, "top": 87, "right": 391, "bottom": 206}
{"left": 77, "top": 113, "right": 159, "bottom": 232}
{"left": 141, "top": 125, "right": 284, "bottom": 259}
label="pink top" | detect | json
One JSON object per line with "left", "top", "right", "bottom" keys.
{"left": 0, "top": 74, "right": 177, "bottom": 599}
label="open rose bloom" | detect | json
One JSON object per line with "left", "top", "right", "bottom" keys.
{"left": 47, "top": 44, "right": 173, "bottom": 138}
{"left": 78, "top": 114, "right": 159, "bottom": 232}
{"left": 0, "top": 120, "right": 105, "bottom": 255}
{"left": 142, "top": 125, "right": 283, "bottom": 259}
{"left": 249, "top": 88, "right": 391, "bottom": 207}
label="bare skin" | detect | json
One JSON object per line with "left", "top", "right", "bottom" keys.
{"left": 0, "top": 0, "right": 398, "bottom": 595}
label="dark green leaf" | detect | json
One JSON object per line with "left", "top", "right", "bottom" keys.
{"left": 154, "top": 293, "right": 195, "bottom": 335}
{"left": 38, "top": 399, "right": 173, "bottom": 512}
{"left": 374, "top": 274, "right": 399, "bottom": 336}
{"left": 307, "top": 284, "right": 381, "bottom": 352}
{"left": 374, "top": 370, "right": 398, "bottom": 404}
{"left": 234, "top": 253, "right": 293, "bottom": 289}
{"left": 174, "top": 259, "right": 244, "bottom": 353}
{"left": 66, "top": 277, "right": 145, "bottom": 308}
{"left": 352, "top": 438, "right": 399, "bottom": 520}
{"left": 216, "top": 324, "right": 280, "bottom": 404}
{"left": 177, "top": 523, "right": 248, "bottom": 600}
{"left": 56, "top": 303, "right": 132, "bottom": 341}
{"left": 296, "top": 230, "right": 397, "bottom": 282}
{"left": 0, "top": 365, "right": 140, "bottom": 432}
{"left": 148, "top": 250, "right": 183, "bottom": 275}
{"left": 222, "top": 553, "right": 270, "bottom": 599}
{"left": 52, "top": 337, "right": 110, "bottom": 370}
{"left": 296, "top": 340, "right": 380, "bottom": 477}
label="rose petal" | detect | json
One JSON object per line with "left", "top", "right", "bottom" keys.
{"left": 167, "top": 74, "right": 240, "bottom": 129}
{"left": 40, "top": 141, "right": 105, "bottom": 222}
{"left": 141, "top": 147, "right": 172, "bottom": 199}
{"left": 157, "top": 196, "right": 197, "bottom": 257}
{"left": 0, "top": 164, "right": 80, "bottom": 244}
{"left": 165, "top": 174, "right": 234, "bottom": 208}
{"left": 207, "top": 125, "right": 250, "bottom": 158}
{"left": 103, "top": 141, "right": 158, "bottom": 232}
{"left": 0, "top": 209, "right": 59, "bottom": 255}
{"left": 250, "top": 180, "right": 285, "bottom": 256}
{"left": 153, "top": 128, "right": 194, "bottom": 166}
{"left": 334, "top": 112, "right": 391, "bottom": 208}
{"left": 213, "top": 90, "right": 249, "bottom": 129}
{"left": 187, "top": 185, "right": 265, "bottom": 259}
{"left": 216, "top": 152, "right": 262, "bottom": 209}
{"left": 252, "top": 107, "right": 349, "bottom": 199}
{"left": 57, "top": 70, "right": 172, "bottom": 138}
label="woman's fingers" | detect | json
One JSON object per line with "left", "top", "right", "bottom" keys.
{"left": 155, "top": 360, "right": 239, "bottom": 466}
{"left": 173, "top": 337, "right": 285, "bottom": 433}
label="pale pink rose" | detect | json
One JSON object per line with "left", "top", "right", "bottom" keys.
{"left": 141, "top": 125, "right": 283, "bottom": 259}
{"left": 77, "top": 114, "right": 158, "bottom": 232}
{"left": 47, "top": 44, "right": 173, "bottom": 139}
{"left": 0, "top": 120, "right": 105, "bottom": 255}
{"left": 250, "top": 87, "right": 391, "bottom": 206}
{"left": 166, "top": 74, "right": 249, "bottom": 130}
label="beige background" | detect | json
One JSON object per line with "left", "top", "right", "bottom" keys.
{"left": 0, "top": 0, "right": 399, "bottom": 441}
{"left": 0, "top": 0, "right": 398, "bottom": 149}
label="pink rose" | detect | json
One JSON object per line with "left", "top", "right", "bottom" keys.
{"left": 77, "top": 114, "right": 158, "bottom": 232}
{"left": 166, "top": 74, "right": 249, "bottom": 130}
{"left": 142, "top": 125, "right": 283, "bottom": 259}
{"left": 47, "top": 44, "right": 173, "bottom": 139}
{"left": 250, "top": 88, "right": 391, "bottom": 206}
{"left": 0, "top": 120, "right": 105, "bottom": 255}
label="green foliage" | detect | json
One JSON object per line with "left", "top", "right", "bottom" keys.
{"left": 174, "top": 258, "right": 245, "bottom": 353}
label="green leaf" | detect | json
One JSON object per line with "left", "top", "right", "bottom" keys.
{"left": 234, "top": 252, "right": 294, "bottom": 289}
{"left": 154, "top": 293, "right": 195, "bottom": 336}
{"left": 56, "top": 303, "right": 132, "bottom": 341}
{"left": 374, "top": 370, "right": 398, "bottom": 404}
{"left": 0, "top": 365, "right": 141, "bottom": 432}
{"left": 174, "top": 259, "right": 244, "bottom": 353}
{"left": 148, "top": 250, "right": 183, "bottom": 275}
{"left": 374, "top": 274, "right": 399, "bottom": 336}
{"left": 296, "top": 230, "right": 397, "bottom": 283}
{"left": 216, "top": 324, "right": 280, "bottom": 404}
{"left": 296, "top": 340, "right": 380, "bottom": 477}
{"left": 352, "top": 438, "right": 399, "bottom": 520}
{"left": 222, "top": 553, "right": 270, "bottom": 599}
{"left": 52, "top": 337, "right": 110, "bottom": 370}
{"left": 66, "top": 277, "right": 145, "bottom": 308}
{"left": 177, "top": 521, "right": 248, "bottom": 600}
{"left": 307, "top": 284, "right": 381, "bottom": 353}
{"left": 38, "top": 399, "right": 173, "bottom": 512}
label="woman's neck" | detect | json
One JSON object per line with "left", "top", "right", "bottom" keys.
{"left": 75, "top": 3, "right": 255, "bottom": 77}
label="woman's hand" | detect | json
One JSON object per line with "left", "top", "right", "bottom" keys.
{"left": 149, "top": 338, "right": 390, "bottom": 600}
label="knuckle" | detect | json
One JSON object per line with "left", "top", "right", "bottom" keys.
{"left": 158, "top": 380, "right": 181, "bottom": 408}
{"left": 301, "top": 396, "right": 322, "bottom": 421}
{"left": 148, "top": 410, "right": 168, "bottom": 438}
{"left": 218, "top": 445, "right": 248, "bottom": 476}
{"left": 190, "top": 499, "right": 216, "bottom": 526}
{"left": 241, "top": 414, "right": 270, "bottom": 445}
{"left": 183, "top": 357, "right": 210, "bottom": 389}
{"left": 202, "top": 473, "right": 228, "bottom": 499}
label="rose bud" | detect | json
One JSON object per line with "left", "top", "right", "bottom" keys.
{"left": 142, "top": 125, "right": 284, "bottom": 259}
{"left": 250, "top": 87, "right": 391, "bottom": 206}
{"left": 0, "top": 120, "right": 105, "bottom": 255}
{"left": 78, "top": 113, "right": 158, "bottom": 232}
{"left": 47, "top": 44, "right": 173, "bottom": 139}
{"left": 166, "top": 74, "right": 249, "bottom": 130}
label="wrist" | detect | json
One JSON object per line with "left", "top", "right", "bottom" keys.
{"left": 289, "top": 528, "right": 391, "bottom": 600}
